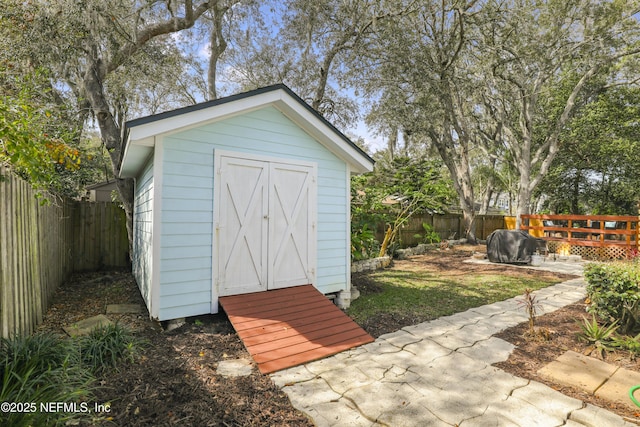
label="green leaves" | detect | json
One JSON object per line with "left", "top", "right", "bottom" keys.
{"left": 577, "top": 314, "right": 620, "bottom": 357}
{"left": 0, "top": 333, "right": 94, "bottom": 427}
{"left": 368, "top": 155, "right": 457, "bottom": 214}
{"left": 538, "top": 85, "right": 640, "bottom": 214}
{"left": 350, "top": 155, "right": 456, "bottom": 259}
{"left": 78, "top": 323, "right": 142, "bottom": 374}
{"left": 584, "top": 261, "right": 640, "bottom": 334}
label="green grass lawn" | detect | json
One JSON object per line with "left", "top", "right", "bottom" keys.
{"left": 347, "top": 269, "right": 562, "bottom": 326}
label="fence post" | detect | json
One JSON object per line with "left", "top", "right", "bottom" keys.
{"left": 0, "top": 168, "right": 130, "bottom": 337}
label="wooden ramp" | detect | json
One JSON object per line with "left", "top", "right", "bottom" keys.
{"left": 219, "top": 285, "right": 374, "bottom": 374}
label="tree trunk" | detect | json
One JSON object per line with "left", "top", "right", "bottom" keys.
{"left": 83, "top": 60, "right": 135, "bottom": 256}
{"left": 515, "top": 149, "right": 532, "bottom": 229}
{"left": 435, "top": 142, "right": 477, "bottom": 243}
{"left": 207, "top": 1, "right": 229, "bottom": 101}
{"left": 387, "top": 126, "right": 398, "bottom": 158}
{"left": 461, "top": 201, "right": 477, "bottom": 244}
{"left": 479, "top": 176, "right": 494, "bottom": 215}
{"left": 571, "top": 170, "right": 581, "bottom": 214}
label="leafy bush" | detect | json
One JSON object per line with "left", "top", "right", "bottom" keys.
{"left": 611, "top": 333, "right": 640, "bottom": 357}
{"left": 584, "top": 261, "right": 640, "bottom": 334}
{"left": 351, "top": 224, "right": 380, "bottom": 261}
{"left": 78, "top": 323, "right": 141, "bottom": 374}
{"left": 413, "top": 222, "right": 441, "bottom": 244}
{"left": 0, "top": 333, "right": 94, "bottom": 427}
{"left": 1, "top": 324, "right": 142, "bottom": 426}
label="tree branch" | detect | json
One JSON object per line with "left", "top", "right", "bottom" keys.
{"left": 107, "top": 1, "right": 212, "bottom": 75}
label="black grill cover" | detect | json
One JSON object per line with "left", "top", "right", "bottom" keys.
{"left": 486, "top": 229, "right": 539, "bottom": 264}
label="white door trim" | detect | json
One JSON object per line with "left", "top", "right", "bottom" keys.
{"left": 212, "top": 150, "right": 317, "bottom": 311}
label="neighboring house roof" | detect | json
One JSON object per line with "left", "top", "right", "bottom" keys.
{"left": 85, "top": 180, "right": 117, "bottom": 190}
{"left": 85, "top": 180, "right": 118, "bottom": 202}
{"left": 119, "top": 84, "right": 374, "bottom": 178}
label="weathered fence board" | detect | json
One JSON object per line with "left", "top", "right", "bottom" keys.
{"left": 0, "top": 167, "right": 129, "bottom": 338}
{"left": 72, "top": 202, "right": 129, "bottom": 271}
{"left": 375, "top": 214, "right": 506, "bottom": 248}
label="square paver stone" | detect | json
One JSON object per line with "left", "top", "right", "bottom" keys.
{"left": 216, "top": 359, "right": 253, "bottom": 377}
{"left": 63, "top": 314, "right": 112, "bottom": 337}
{"left": 596, "top": 367, "right": 640, "bottom": 412}
{"left": 538, "top": 350, "right": 618, "bottom": 394}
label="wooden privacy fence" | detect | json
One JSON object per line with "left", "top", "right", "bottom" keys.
{"left": 71, "top": 202, "right": 129, "bottom": 271}
{"left": 376, "top": 214, "right": 506, "bottom": 248}
{"left": 520, "top": 214, "right": 640, "bottom": 260}
{"left": 0, "top": 167, "right": 129, "bottom": 338}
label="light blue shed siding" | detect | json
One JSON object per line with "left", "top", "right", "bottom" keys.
{"left": 156, "top": 106, "right": 348, "bottom": 320}
{"left": 132, "top": 158, "right": 154, "bottom": 313}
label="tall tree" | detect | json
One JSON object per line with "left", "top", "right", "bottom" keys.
{"left": 2, "top": 0, "right": 215, "bottom": 245}
{"left": 364, "top": 0, "right": 640, "bottom": 237}
{"left": 476, "top": 0, "right": 640, "bottom": 225}
{"left": 201, "top": 0, "right": 251, "bottom": 100}
{"left": 225, "top": 0, "right": 411, "bottom": 129}
{"left": 536, "top": 85, "right": 640, "bottom": 214}
{"left": 363, "top": 0, "right": 484, "bottom": 242}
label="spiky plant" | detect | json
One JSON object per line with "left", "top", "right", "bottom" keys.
{"left": 577, "top": 315, "right": 619, "bottom": 357}
{"left": 78, "top": 323, "right": 141, "bottom": 374}
{"left": 518, "top": 288, "right": 542, "bottom": 337}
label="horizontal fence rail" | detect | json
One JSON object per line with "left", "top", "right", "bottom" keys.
{"left": 375, "top": 214, "right": 506, "bottom": 249}
{"left": 0, "top": 166, "right": 129, "bottom": 338}
{"left": 520, "top": 214, "right": 639, "bottom": 260}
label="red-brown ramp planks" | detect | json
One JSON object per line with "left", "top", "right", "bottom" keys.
{"left": 219, "top": 285, "right": 374, "bottom": 374}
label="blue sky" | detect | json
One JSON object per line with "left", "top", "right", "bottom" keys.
{"left": 174, "top": 3, "right": 387, "bottom": 153}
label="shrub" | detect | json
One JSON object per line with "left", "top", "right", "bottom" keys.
{"left": 351, "top": 224, "right": 380, "bottom": 261}
{"left": 584, "top": 261, "right": 640, "bottom": 334}
{"left": 0, "top": 333, "right": 94, "bottom": 427}
{"left": 611, "top": 333, "right": 640, "bottom": 357}
{"left": 413, "top": 222, "right": 441, "bottom": 244}
{"left": 1, "top": 325, "right": 142, "bottom": 426}
{"left": 78, "top": 323, "right": 141, "bottom": 374}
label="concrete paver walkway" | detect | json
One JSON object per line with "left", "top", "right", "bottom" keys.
{"left": 540, "top": 350, "right": 640, "bottom": 413}
{"left": 271, "top": 278, "right": 637, "bottom": 426}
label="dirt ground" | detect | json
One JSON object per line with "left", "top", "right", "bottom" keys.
{"left": 34, "top": 245, "right": 638, "bottom": 425}
{"left": 495, "top": 302, "right": 640, "bottom": 423}
{"left": 36, "top": 272, "right": 313, "bottom": 427}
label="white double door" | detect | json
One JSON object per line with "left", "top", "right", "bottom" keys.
{"left": 214, "top": 152, "right": 317, "bottom": 296}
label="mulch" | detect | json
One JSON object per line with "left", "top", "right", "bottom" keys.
{"left": 35, "top": 271, "right": 313, "bottom": 427}
{"left": 495, "top": 301, "right": 640, "bottom": 424}
{"left": 32, "top": 246, "right": 640, "bottom": 425}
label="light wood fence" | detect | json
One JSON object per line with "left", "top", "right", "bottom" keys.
{"left": 520, "top": 214, "right": 639, "bottom": 260}
{"left": 0, "top": 167, "right": 129, "bottom": 338}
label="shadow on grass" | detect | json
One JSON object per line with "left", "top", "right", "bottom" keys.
{"left": 348, "top": 269, "right": 560, "bottom": 338}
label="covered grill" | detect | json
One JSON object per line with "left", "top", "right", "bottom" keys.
{"left": 486, "top": 229, "right": 543, "bottom": 264}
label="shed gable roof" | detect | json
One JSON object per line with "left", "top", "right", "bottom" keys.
{"left": 119, "top": 84, "right": 374, "bottom": 178}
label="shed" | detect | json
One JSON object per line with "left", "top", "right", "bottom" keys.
{"left": 85, "top": 180, "right": 118, "bottom": 202}
{"left": 119, "top": 84, "right": 374, "bottom": 321}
